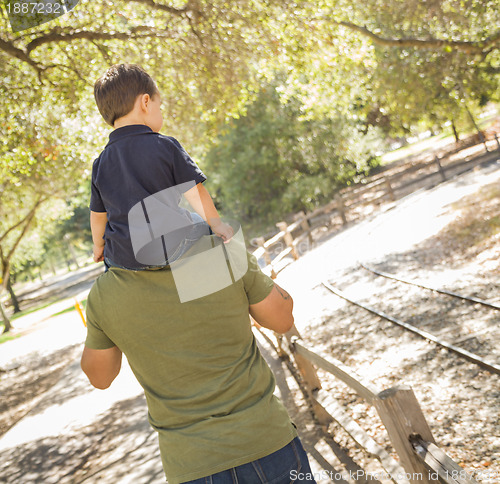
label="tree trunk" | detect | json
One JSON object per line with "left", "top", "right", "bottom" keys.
{"left": 0, "top": 298, "right": 12, "bottom": 333}
{"left": 7, "top": 277, "right": 20, "bottom": 313}
{"left": 48, "top": 257, "right": 57, "bottom": 276}
{"left": 451, "top": 120, "right": 460, "bottom": 143}
{"left": 65, "top": 235, "right": 80, "bottom": 269}
{"left": 463, "top": 103, "right": 484, "bottom": 142}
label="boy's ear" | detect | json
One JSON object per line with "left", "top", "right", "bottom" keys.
{"left": 138, "top": 93, "right": 151, "bottom": 112}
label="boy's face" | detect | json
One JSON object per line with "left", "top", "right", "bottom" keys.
{"left": 146, "top": 92, "right": 163, "bottom": 132}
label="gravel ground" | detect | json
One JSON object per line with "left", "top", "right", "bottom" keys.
{"left": 276, "top": 161, "right": 500, "bottom": 483}
{"left": 0, "top": 153, "right": 498, "bottom": 483}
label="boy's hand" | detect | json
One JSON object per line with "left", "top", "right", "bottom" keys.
{"left": 210, "top": 220, "right": 234, "bottom": 242}
{"left": 93, "top": 243, "right": 105, "bottom": 263}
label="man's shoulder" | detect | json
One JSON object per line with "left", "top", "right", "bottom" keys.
{"left": 88, "top": 269, "right": 111, "bottom": 298}
{"left": 87, "top": 269, "right": 126, "bottom": 311}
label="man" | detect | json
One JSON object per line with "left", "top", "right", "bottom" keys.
{"left": 81, "top": 236, "right": 316, "bottom": 483}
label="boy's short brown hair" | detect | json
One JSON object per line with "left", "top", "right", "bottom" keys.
{"left": 94, "top": 64, "right": 159, "bottom": 126}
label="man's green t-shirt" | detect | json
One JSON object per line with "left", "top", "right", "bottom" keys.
{"left": 85, "top": 239, "right": 297, "bottom": 483}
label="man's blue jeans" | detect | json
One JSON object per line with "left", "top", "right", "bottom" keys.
{"left": 182, "top": 437, "right": 317, "bottom": 483}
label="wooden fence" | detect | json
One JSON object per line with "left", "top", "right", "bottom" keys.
{"left": 254, "top": 325, "right": 479, "bottom": 484}
{"left": 251, "top": 133, "right": 500, "bottom": 278}
{"left": 248, "top": 135, "right": 498, "bottom": 482}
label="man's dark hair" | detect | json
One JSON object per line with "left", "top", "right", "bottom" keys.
{"left": 94, "top": 64, "right": 158, "bottom": 126}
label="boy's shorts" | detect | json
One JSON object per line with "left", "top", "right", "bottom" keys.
{"left": 104, "top": 214, "right": 211, "bottom": 272}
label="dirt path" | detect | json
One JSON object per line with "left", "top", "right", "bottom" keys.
{"left": 0, "top": 157, "right": 498, "bottom": 483}
{"left": 277, "top": 159, "right": 500, "bottom": 482}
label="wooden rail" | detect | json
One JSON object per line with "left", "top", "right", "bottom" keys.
{"left": 249, "top": 133, "right": 497, "bottom": 482}
{"left": 251, "top": 134, "right": 500, "bottom": 277}
{"left": 278, "top": 336, "right": 480, "bottom": 484}
{"left": 410, "top": 436, "right": 479, "bottom": 484}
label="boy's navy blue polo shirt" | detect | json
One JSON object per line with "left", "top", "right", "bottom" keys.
{"left": 90, "top": 125, "right": 206, "bottom": 269}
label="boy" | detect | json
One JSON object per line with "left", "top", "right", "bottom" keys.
{"left": 90, "top": 63, "right": 233, "bottom": 270}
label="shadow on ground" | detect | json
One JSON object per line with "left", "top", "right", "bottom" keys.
{"left": 0, "top": 393, "right": 163, "bottom": 484}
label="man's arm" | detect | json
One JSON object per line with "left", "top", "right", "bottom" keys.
{"left": 81, "top": 345, "right": 122, "bottom": 390}
{"left": 90, "top": 210, "right": 107, "bottom": 262}
{"left": 249, "top": 282, "right": 294, "bottom": 334}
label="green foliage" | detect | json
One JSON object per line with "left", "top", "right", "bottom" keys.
{"left": 1, "top": 0, "right": 498, "bottom": 142}
{"left": 203, "top": 84, "right": 386, "bottom": 229}
{"left": 270, "top": 0, "right": 500, "bottom": 136}
{"left": 0, "top": 0, "right": 498, "bottom": 287}
{"left": 0, "top": 89, "right": 102, "bottom": 287}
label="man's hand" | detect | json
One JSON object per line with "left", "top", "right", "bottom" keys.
{"left": 93, "top": 243, "right": 105, "bottom": 263}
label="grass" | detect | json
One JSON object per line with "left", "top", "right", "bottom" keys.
{"left": 0, "top": 299, "right": 59, "bottom": 345}
{"left": 53, "top": 299, "right": 87, "bottom": 317}
{"left": 380, "top": 112, "right": 499, "bottom": 166}
{"left": 0, "top": 298, "right": 87, "bottom": 345}
{"left": 0, "top": 329, "right": 21, "bottom": 344}
{"left": 380, "top": 131, "right": 454, "bottom": 165}
{"left": 10, "top": 300, "right": 58, "bottom": 321}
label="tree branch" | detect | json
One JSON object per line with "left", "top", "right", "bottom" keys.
{"left": 0, "top": 197, "right": 44, "bottom": 244}
{"left": 0, "top": 36, "right": 43, "bottom": 71}
{"left": 332, "top": 20, "right": 500, "bottom": 54}
{"left": 124, "top": 0, "right": 190, "bottom": 15}
{"left": 485, "top": 65, "right": 500, "bottom": 75}
{"left": 26, "top": 27, "right": 171, "bottom": 53}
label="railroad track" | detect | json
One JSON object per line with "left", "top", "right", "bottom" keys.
{"left": 359, "top": 263, "right": 500, "bottom": 311}
{"left": 322, "top": 265, "right": 500, "bottom": 376}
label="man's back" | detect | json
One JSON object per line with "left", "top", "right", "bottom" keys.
{"left": 84, "top": 243, "right": 297, "bottom": 483}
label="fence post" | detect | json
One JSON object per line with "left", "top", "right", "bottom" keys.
{"left": 276, "top": 222, "right": 299, "bottom": 260}
{"left": 374, "top": 385, "right": 436, "bottom": 484}
{"left": 434, "top": 156, "right": 447, "bottom": 182}
{"left": 481, "top": 131, "right": 489, "bottom": 152}
{"left": 286, "top": 331, "right": 322, "bottom": 391}
{"left": 385, "top": 177, "right": 396, "bottom": 201}
{"left": 255, "top": 237, "right": 277, "bottom": 279}
{"left": 335, "top": 193, "right": 347, "bottom": 225}
{"left": 294, "top": 211, "right": 313, "bottom": 246}
{"left": 495, "top": 133, "right": 500, "bottom": 151}
{"left": 410, "top": 436, "right": 479, "bottom": 484}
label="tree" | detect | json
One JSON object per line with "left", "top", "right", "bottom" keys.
{"left": 0, "top": 93, "right": 100, "bottom": 331}
{"left": 262, "top": 0, "right": 499, "bottom": 137}
{"left": 1, "top": 0, "right": 498, "bottom": 139}
{"left": 0, "top": 0, "right": 286, "bottom": 140}
{"left": 203, "top": 83, "right": 385, "bottom": 230}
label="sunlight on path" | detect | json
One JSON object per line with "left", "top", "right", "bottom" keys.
{"left": 278, "top": 161, "right": 500, "bottom": 333}
{"left": 0, "top": 357, "right": 142, "bottom": 453}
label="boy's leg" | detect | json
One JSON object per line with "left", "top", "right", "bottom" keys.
{"left": 189, "top": 212, "right": 213, "bottom": 235}
{"left": 164, "top": 213, "right": 212, "bottom": 264}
